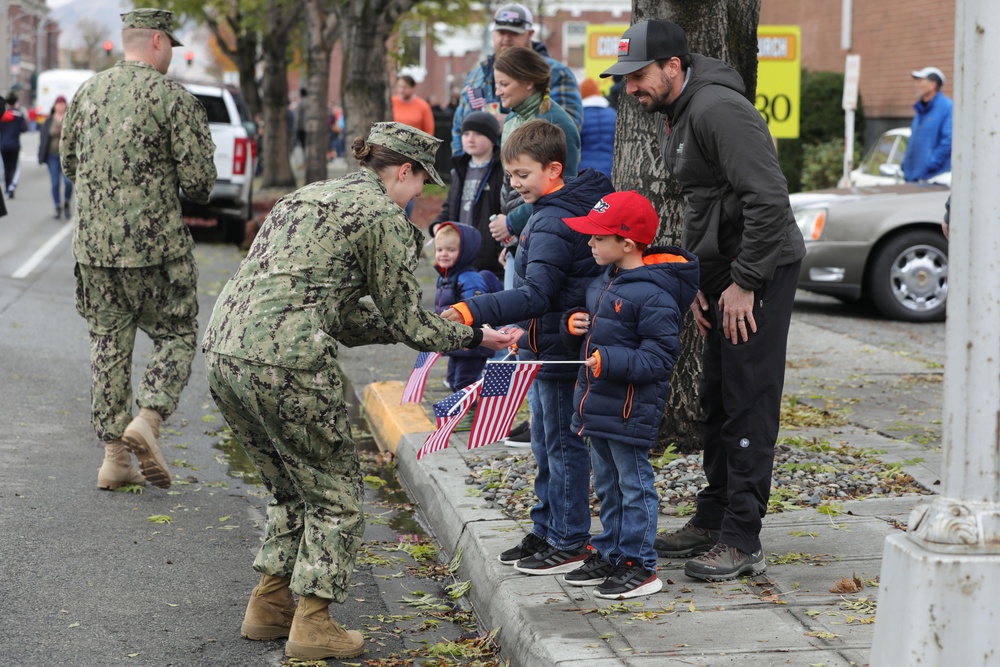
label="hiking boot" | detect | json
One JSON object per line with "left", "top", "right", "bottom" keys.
{"left": 54, "top": 207, "right": 61, "bottom": 220}
{"left": 563, "top": 548, "right": 613, "bottom": 586}
{"left": 285, "top": 595, "right": 365, "bottom": 660}
{"left": 96, "top": 440, "right": 146, "bottom": 490}
{"left": 684, "top": 542, "right": 766, "bottom": 582}
{"left": 654, "top": 522, "right": 721, "bottom": 558}
{"left": 241, "top": 573, "right": 296, "bottom": 641}
{"left": 594, "top": 561, "right": 663, "bottom": 600}
{"left": 514, "top": 542, "right": 588, "bottom": 575}
{"left": 122, "top": 408, "right": 171, "bottom": 489}
{"left": 63, "top": 201, "right": 71, "bottom": 218}
{"left": 504, "top": 420, "right": 532, "bottom": 448}
{"left": 498, "top": 532, "right": 546, "bottom": 565}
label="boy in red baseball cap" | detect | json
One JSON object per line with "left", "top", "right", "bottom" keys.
{"left": 560, "top": 190, "right": 700, "bottom": 599}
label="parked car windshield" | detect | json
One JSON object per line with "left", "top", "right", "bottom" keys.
{"left": 194, "top": 94, "right": 231, "bottom": 124}
{"left": 859, "top": 133, "right": 907, "bottom": 177}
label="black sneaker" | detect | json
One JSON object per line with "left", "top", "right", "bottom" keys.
{"left": 514, "top": 542, "right": 588, "bottom": 575}
{"left": 563, "top": 549, "right": 613, "bottom": 586}
{"left": 594, "top": 562, "right": 663, "bottom": 600}
{"left": 504, "top": 420, "right": 532, "bottom": 448}
{"left": 684, "top": 542, "right": 766, "bottom": 582}
{"left": 654, "top": 522, "right": 721, "bottom": 558}
{"left": 498, "top": 532, "right": 546, "bottom": 566}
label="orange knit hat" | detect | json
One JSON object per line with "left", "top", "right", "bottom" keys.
{"left": 579, "top": 77, "right": 601, "bottom": 98}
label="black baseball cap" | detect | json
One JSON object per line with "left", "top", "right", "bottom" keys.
{"left": 600, "top": 20, "right": 689, "bottom": 78}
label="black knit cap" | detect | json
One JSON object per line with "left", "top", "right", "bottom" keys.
{"left": 461, "top": 111, "right": 501, "bottom": 146}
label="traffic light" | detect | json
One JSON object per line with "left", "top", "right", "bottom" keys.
{"left": 103, "top": 41, "right": 112, "bottom": 56}
{"left": 184, "top": 51, "right": 194, "bottom": 68}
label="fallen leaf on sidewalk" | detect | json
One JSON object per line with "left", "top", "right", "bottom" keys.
{"left": 805, "top": 631, "right": 839, "bottom": 639}
{"left": 829, "top": 573, "right": 864, "bottom": 594}
{"left": 760, "top": 594, "right": 788, "bottom": 605}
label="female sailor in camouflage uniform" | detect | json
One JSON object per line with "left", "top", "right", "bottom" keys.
{"left": 202, "top": 122, "right": 517, "bottom": 661}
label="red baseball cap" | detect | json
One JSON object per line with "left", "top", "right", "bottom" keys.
{"left": 563, "top": 191, "right": 660, "bottom": 245}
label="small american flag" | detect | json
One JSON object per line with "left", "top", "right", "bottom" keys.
{"left": 417, "top": 383, "right": 483, "bottom": 459}
{"left": 401, "top": 351, "right": 443, "bottom": 403}
{"left": 466, "top": 85, "right": 487, "bottom": 111}
{"left": 467, "top": 362, "right": 541, "bottom": 450}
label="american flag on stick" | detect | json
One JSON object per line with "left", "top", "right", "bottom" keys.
{"left": 401, "top": 351, "right": 443, "bottom": 403}
{"left": 467, "top": 362, "right": 541, "bottom": 450}
{"left": 466, "top": 85, "right": 487, "bottom": 111}
{"left": 417, "top": 382, "right": 483, "bottom": 459}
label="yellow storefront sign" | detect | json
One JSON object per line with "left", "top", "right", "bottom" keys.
{"left": 757, "top": 25, "right": 801, "bottom": 139}
{"left": 585, "top": 24, "right": 630, "bottom": 94}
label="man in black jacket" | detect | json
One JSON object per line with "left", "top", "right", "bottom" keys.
{"left": 602, "top": 19, "right": 805, "bottom": 582}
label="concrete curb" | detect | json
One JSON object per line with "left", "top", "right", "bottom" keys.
{"left": 363, "top": 380, "right": 630, "bottom": 667}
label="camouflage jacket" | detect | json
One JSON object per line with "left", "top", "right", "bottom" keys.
{"left": 61, "top": 60, "right": 217, "bottom": 268}
{"left": 203, "top": 168, "right": 476, "bottom": 371}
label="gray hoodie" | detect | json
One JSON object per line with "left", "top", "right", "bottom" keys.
{"left": 656, "top": 54, "right": 805, "bottom": 295}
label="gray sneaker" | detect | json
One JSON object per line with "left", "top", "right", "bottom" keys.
{"left": 653, "top": 522, "right": 721, "bottom": 558}
{"left": 684, "top": 543, "right": 766, "bottom": 582}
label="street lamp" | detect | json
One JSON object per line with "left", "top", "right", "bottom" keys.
{"left": 103, "top": 41, "right": 113, "bottom": 57}
{"left": 184, "top": 51, "right": 193, "bottom": 68}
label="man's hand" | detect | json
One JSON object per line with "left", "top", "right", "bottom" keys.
{"left": 440, "top": 308, "right": 464, "bottom": 323}
{"left": 690, "top": 290, "right": 711, "bottom": 337}
{"left": 718, "top": 283, "right": 756, "bottom": 344}
{"left": 480, "top": 327, "right": 520, "bottom": 351}
{"left": 584, "top": 354, "right": 598, "bottom": 369}
{"left": 488, "top": 214, "right": 509, "bottom": 242}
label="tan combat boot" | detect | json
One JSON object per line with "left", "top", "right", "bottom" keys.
{"left": 240, "top": 574, "right": 296, "bottom": 640}
{"left": 122, "top": 408, "right": 171, "bottom": 488}
{"left": 285, "top": 595, "right": 365, "bottom": 660}
{"left": 96, "top": 439, "right": 146, "bottom": 490}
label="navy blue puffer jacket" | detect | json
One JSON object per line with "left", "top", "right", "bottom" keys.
{"left": 463, "top": 169, "right": 613, "bottom": 380}
{"left": 567, "top": 246, "right": 699, "bottom": 447}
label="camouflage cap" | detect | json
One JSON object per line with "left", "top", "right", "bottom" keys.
{"left": 121, "top": 8, "right": 183, "bottom": 47}
{"left": 367, "top": 122, "right": 445, "bottom": 187}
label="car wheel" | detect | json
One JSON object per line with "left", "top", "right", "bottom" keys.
{"left": 220, "top": 215, "right": 247, "bottom": 246}
{"left": 868, "top": 229, "right": 948, "bottom": 322}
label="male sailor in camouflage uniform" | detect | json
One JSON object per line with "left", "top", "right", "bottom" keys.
{"left": 61, "top": 8, "right": 217, "bottom": 491}
{"left": 203, "top": 122, "right": 518, "bottom": 660}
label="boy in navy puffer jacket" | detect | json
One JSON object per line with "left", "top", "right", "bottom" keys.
{"left": 433, "top": 222, "right": 494, "bottom": 392}
{"left": 561, "top": 191, "right": 699, "bottom": 600}
{"left": 441, "top": 119, "right": 612, "bottom": 574}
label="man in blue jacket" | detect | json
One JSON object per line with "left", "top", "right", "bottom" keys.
{"left": 901, "top": 66, "right": 952, "bottom": 182}
{"left": 450, "top": 3, "right": 581, "bottom": 158}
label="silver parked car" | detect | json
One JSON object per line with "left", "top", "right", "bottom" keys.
{"left": 791, "top": 183, "right": 950, "bottom": 322}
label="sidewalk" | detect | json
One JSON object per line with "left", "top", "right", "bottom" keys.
{"left": 353, "top": 314, "right": 943, "bottom": 667}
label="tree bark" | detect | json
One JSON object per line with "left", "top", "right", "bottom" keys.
{"left": 615, "top": 0, "right": 761, "bottom": 452}
{"left": 259, "top": 0, "right": 303, "bottom": 188}
{"left": 337, "top": 0, "right": 417, "bottom": 162}
{"left": 303, "top": 0, "right": 340, "bottom": 185}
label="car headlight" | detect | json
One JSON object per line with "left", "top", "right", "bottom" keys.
{"left": 794, "top": 208, "right": 826, "bottom": 241}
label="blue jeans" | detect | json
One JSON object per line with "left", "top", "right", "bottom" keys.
{"left": 589, "top": 436, "right": 659, "bottom": 571}
{"left": 527, "top": 378, "right": 591, "bottom": 550}
{"left": 46, "top": 153, "right": 72, "bottom": 207}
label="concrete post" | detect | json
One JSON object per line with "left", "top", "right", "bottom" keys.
{"left": 869, "top": 1, "right": 1000, "bottom": 665}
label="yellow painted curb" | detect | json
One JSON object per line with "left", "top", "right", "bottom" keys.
{"left": 362, "top": 381, "right": 434, "bottom": 454}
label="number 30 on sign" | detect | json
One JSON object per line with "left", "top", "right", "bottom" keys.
{"left": 756, "top": 25, "right": 801, "bottom": 139}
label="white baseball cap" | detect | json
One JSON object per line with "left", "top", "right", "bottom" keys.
{"left": 911, "top": 66, "right": 945, "bottom": 86}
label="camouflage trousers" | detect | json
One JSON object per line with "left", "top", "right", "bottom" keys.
{"left": 74, "top": 252, "right": 198, "bottom": 442}
{"left": 205, "top": 352, "right": 364, "bottom": 603}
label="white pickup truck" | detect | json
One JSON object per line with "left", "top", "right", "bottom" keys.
{"left": 177, "top": 80, "right": 257, "bottom": 245}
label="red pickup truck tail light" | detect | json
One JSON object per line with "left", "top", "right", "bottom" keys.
{"left": 233, "top": 137, "right": 249, "bottom": 176}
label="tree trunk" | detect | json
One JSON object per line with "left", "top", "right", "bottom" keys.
{"left": 615, "top": 0, "right": 761, "bottom": 452}
{"left": 338, "top": 0, "right": 417, "bottom": 163}
{"left": 233, "top": 31, "right": 262, "bottom": 118}
{"left": 303, "top": 0, "right": 340, "bottom": 185}
{"left": 259, "top": 0, "right": 300, "bottom": 188}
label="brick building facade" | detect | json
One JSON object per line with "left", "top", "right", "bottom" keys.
{"left": 760, "top": 0, "right": 956, "bottom": 142}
